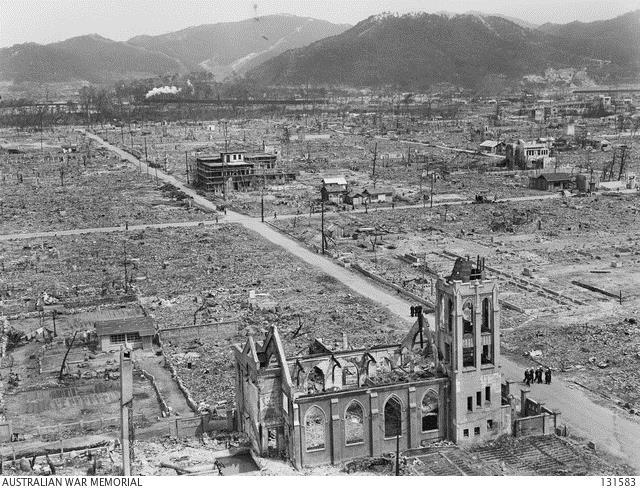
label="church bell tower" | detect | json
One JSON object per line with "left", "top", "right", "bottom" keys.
{"left": 435, "top": 256, "right": 505, "bottom": 444}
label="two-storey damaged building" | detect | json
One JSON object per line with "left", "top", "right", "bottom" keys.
{"left": 193, "top": 150, "right": 297, "bottom": 193}
{"left": 233, "top": 257, "right": 522, "bottom": 469}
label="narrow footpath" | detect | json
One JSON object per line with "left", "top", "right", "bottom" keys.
{"left": 84, "top": 130, "right": 640, "bottom": 471}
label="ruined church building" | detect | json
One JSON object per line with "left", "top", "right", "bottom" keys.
{"left": 233, "top": 257, "right": 515, "bottom": 468}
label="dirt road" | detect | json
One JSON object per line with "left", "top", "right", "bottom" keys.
{"left": 85, "top": 130, "right": 640, "bottom": 471}
{"left": 136, "top": 352, "right": 194, "bottom": 417}
{"left": 0, "top": 220, "right": 221, "bottom": 242}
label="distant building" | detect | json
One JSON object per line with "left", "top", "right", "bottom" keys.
{"left": 362, "top": 187, "right": 394, "bottom": 203}
{"left": 344, "top": 189, "right": 365, "bottom": 206}
{"left": 95, "top": 317, "right": 155, "bottom": 352}
{"left": 505, "top": 140, "right": 551, "bottom": 170}
{"left": 529, "top": 173, "right": 574, "bottom": 192}
{"left": 478, "top": 140, "right": 504, "bottom": 155}
{"left": 321, "top": 177, "right": 348, "bottom": 204}
{"left": 194, "top": 150, "right": 295, "bottom": 193}
{"left": 576, "top": 174, "right": 600, "bottom": 193}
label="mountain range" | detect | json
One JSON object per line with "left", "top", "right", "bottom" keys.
{"left": 1, "top": 11, "right": 638, "bottom": 89}
{"left": 0, "top": 15, "right": 349, "bottom": 83}
{"left": 248, "top": 10, "right": 640, "bottom": 89}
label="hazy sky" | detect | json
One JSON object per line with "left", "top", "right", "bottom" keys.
{"left": 0, "top": 0, "right": 637, "bottom": 47}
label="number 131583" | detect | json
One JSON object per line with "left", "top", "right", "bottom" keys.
{"left": 602, "top": 478, "right": 636, "bottom": 487}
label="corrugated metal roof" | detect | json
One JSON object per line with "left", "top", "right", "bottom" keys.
{"left": 480, "top": 140, "right": 500, "bottom": 147}
{"left": 95, "top": 316, "right": 155, "bottom": 337}
{"left": 322, "top": 177, "right": 347, "bottom": 186}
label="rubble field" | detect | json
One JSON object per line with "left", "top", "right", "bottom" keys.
{"left": 1, "top": 223, "right": 403, "bottom": 408}
{"left": 272, "top": 191, "right": 640, "bottom": 409}
{"left": 96, "top": 118, "right": 551, "bottom": 220}
{"left": 0, "top": 128, "right": 207, "bottom": 235}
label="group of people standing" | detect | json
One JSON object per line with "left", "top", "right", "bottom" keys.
{"left": 523, "top": 366, "right": 552, "bottom": 386}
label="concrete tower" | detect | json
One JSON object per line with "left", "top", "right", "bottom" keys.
{"left": 435, "top": 256, "right": 508, "bottom": 444}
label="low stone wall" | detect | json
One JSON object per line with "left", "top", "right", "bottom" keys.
{"left": 350, "top": 263, "right": 434, "bottom": 310}
{"left": 155, "top": 333, "right": 198, "bottom": 414}
{"left": 137, "top": 366, "right": 170, "bottom": 416}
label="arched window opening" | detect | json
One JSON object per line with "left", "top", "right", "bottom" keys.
{"left": 421, "top": 390, "right": 439, "bottom": 431}
{"left": 366, "top": 360, "right": 376, "bottom": 378}
{"left": 384, "top": 397, "right": 402, "bottom": 438}
{"left": 331, "top": 364, "right": 341, "bottom": 385}
{"left": 481, "top": 298, "right": 491, "bottom": 332}
{"left": 307, "top": 366, "right": 325, "bottom": 394}
{"left": 462, "top": 301, "right": 473, "bottom": 335}
{"left": 345, "top": 402, "right": 364, "bottom": 445}
{"left": 304, "top": 406, "right": 325, "bottom": 451}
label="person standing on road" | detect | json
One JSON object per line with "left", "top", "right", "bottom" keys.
{"left": 537, "top": 366, "right": 544, "bottom": 384}
{"left": 545, "top": 368, "right": 552, "bottom": 384}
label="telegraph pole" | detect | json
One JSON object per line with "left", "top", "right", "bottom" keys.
{"left": 321, "top": 194, "right": 326, "bottom": 255}
{"left": 430, "top": 173, "right": 435, "bottom": 209}
{"left": 185, "top": 151, "right": 189, "bottom": 184}
{"left": 261, "top": 187, "right": 265, "bottom": 223}
{"left": 372, "top": 142, "right": 378, "bottom": 188}
{"left": 120, "top": 350, "right": 134, "bottom": 476}
{"left": 144, "top": 137, "right": 148, "bottom": 161}
{"left": 123, "top": 241, "right": 128, "bottom": 293}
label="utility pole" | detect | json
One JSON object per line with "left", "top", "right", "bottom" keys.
{"left": 321, "top": 192, "right": 326, "bottom": 255}
{"left": 58, "top": 331, "right": 78, "bottom": 380}
{"left": 120, "top": 350, "right": 134, "bottom": 476}
{"left": 40, "top": 110, "right": 44, "bottom": 155}
{"left": 417, "top": 307, "right": 424, "bottom": 349}
{"left": 430, "top": 173, "right": 435, "bottom": 209}
{"left": 261, "top": 187, "right": 265, "bottom": 223}
{"left": 123, "top": 241, "right": 128, "bottom": 293}
{"left": 185, "top": 151, "right": 189, "bottom": 184}
{"left": 144, "top": 137, "right": 148, "bottom": 161}
{"left": 372, "top": 142, "right": 378, "bottom": 187}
